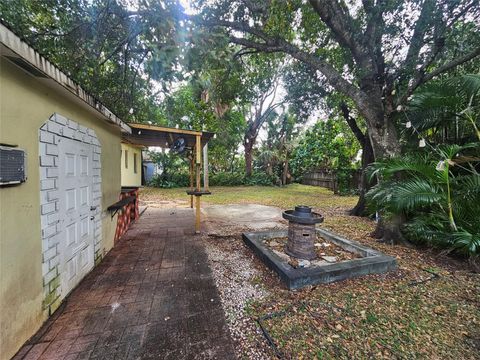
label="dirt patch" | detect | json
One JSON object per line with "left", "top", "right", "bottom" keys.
{"left": 266, "top": 236, "right": 361, "bottom": 266}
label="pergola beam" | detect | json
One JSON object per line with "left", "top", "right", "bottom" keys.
{"left": 124, "top": 124, "right": 213, "bottom": 234}
{"left": 130, "top": 123, "right": 203, "bottom": 136}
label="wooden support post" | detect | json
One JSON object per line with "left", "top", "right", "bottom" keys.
{"left": 195, "top": 195, "right": 201, "bottom": 233}
{"left": 189, "top": 154, "right": 194, "bottom": 208}
{"left": 203, "top": 143, "right": 209, "bottom": 191}
{"left": 195, "top": 135, "right": 202, "bottom": 233}
{"left": 195, "top": 135, "right": 201, "bottom": 190}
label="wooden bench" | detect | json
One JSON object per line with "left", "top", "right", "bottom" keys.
{"left": 107, "top": 196, "right": 135, "bottom": 218}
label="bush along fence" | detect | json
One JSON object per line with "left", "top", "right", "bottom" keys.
{"left": 148, "top": 171, "right": 278, "bottom": 188}
{"left": 301, "top": 168, "right": 361, "bottom": 194}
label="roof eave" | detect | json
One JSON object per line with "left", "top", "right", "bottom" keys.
{"left": 0, "top": 23, "right": 131, "bottom": 134}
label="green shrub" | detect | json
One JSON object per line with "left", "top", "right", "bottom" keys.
{"left": 150, "top": 170, "right": 278, "bottom": 188}
{"left": 336, "top": 168, "right": 360, "bottom": 195}
{"left": 244, "top": 172, "right": 277, "bottom": 186}
{"left": 148, "top": 172, "right": 189, "bottom": 188}
{"left": 209, "top": 171, "right": 278, "bottom": 186}
{"left": 210, "top": 172, "right": 245, "bottom": 186}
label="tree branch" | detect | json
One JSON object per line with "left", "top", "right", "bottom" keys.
{"left": 195, "top": 14, "right": 368, "bottom": 105}
{"left": 340, "top": 102, "right": 366, "bottom": 145}
{"left": 228, "top": 35, "right": 365, "bottom": 105}
{"left": 399, "top": 0, "right": 436, "bottom": 77}
{"left": 308, "top": 0, "right": 367, "bottom": 62}
{"left": 398, "top": 46, "right": 480, "bottom": 105}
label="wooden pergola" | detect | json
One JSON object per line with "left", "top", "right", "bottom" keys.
{"left": 125, "top": 123, "right": 215, "bottom": 233}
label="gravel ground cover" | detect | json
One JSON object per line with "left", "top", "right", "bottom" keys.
{"left": 201, "top": 226, "right": 278, "bottom": 359}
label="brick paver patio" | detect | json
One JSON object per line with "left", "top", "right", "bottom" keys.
{"left": 14, "top": 208, "right": 236, "bottom": 360}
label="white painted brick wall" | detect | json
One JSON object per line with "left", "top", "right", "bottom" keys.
{"left": 47, "top": 235, "right": 60, "bottom": 249}
{"left": 74, "top": 131, "right": 83, "bottom": 141}
{"left": 39, "top": 114, "right": 103, "bottom": 313}
{"left": 62, "top": 127, "right": 75, "bottom": 139}
{"left": 41, "top": 179, "right": 55, "bottom": 190}
{"left": 47, "top": 190, "right": 59, "bottom": 201}
{"left": 43, "top": 267, "right": 57, "bottom": 285}
{"left": 67, "top": 119, "right": 78, "bottom": 130}
{"left": 49, "top": 254, "right": 60, "bottom": 268}
{"left": 40, "top": 131, "right": 54, "bottom": 144}
{"left": 40, "top": 155, "right": 55, "bottom": 167}
{"left": 40, "top": 191, "right": 49, "bottom": 205}
{"left": 47, "top": 212, "right": 59, "bottom": 224}
{"left": 54, "top": 113, "right": 68, "bottom": 125}
{"left": 47, "top": 121, "right": 63, "bottom": 135}
{"left": 43, "top": 246, "right": 57, "bottom": 262}
{"left": 41, "top": 202, "right": 56, "bottom": 215}
{"left": 42, "top": 261, "right": 50, "bottom": 277}
{"left": 42, "top": 224, "right": 57, "bottom": 238}
{"left": 46, "top": 168, "right": 59, "bottom": 178}
{"left": 49, "top": 280, "right": 59, "bottom": 293}
{"left": 46, "top": 144, "right": 59, "bottom": 156}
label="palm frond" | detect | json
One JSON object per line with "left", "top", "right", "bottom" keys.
{"left": 437, "top": 142, "right": 480, "bottom": 159}
{"left": 367, "top": 155, "right": 442, "bottom": 182}
{"left": 445, "top": 74, "right": 480, "bottom": 100}
{"left": 451, "top": 230, "right": 480, "bottom": 255}
{"left": 389, "top": 178, "right": 445, "bottom": 212}
{"left": 406, "top": 74, "right": 480, "bottom": 136}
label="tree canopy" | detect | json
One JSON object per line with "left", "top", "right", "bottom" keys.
{"left": 2, "top": 0, "right": 479, "bottom": 249}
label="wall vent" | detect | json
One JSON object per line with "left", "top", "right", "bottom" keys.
{"left": 0, "top": 146, "right": 27, "bottom": 185}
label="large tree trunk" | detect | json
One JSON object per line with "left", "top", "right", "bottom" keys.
{"left": 244, "top": 139, "right": 254, "bottom": 177}
{"left": 339, "top": 99, "right": 405, "bottom": 242}
{"left": 366, "top": 112, "right": 409, "bottom": 245}
{"left": 349, "top": 135, "right": 375, "bottom": 216}
{"left": 339, "top": 102, "right": 376, "bottom": 217}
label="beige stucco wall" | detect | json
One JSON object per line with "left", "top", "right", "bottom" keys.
{"left": 0, "top": 58, "right": 122, "bottom": 359}
{"left": 121, "top": 143, "right": 142, "bottom": 187}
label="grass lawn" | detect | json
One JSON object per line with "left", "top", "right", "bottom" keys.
{"left": 140, "top": 184, "right": 480, "bottom": 359}
{"left": 141, "top": 183, "right": 358, "bottom": 208}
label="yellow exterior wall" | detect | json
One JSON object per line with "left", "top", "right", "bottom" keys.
{"left": 121, "top": 143, "right": 142, "bottom": 187}
{"left": 0, "top": 58, "right": 122, "bottom": 359}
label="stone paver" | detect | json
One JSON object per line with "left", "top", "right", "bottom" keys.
{"left": 14, "top": 208, "right": 236, "bottom": 360}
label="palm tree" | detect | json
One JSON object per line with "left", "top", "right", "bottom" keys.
{"left": 367, "top": 144, "right": 480, "bottom": 256}
{"left": 406, "top": 74, "right": 480, "bottom": 143}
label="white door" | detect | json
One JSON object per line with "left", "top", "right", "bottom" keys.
{"left": 58, "top": 137, "right": 95, "bottom": 298}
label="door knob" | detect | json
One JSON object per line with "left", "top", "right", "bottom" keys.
{"left": 90, "top": 206, "right": 97, "bottom": 211}
{"left": 90, "top": 216, "right": 95, "bottom": 220}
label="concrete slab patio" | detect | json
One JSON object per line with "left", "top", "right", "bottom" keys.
{"left": 14, "top": 208, "right": 236, "bottom": 360}
{"left": 203, "top": 204, "right": 285, "bottom": 230}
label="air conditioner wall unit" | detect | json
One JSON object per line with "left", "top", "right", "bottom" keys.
{"left": 0, "top": 146, "right": 27, "bottom": 186}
